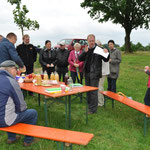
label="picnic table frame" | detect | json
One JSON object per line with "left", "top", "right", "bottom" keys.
{"left": 19, "top": 82, "right": 98, "bottom": 128}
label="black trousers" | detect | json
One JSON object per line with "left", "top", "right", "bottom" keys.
{"left": 42, "top": 67, "right": 55, "bottom": 79}
{"left": 70, "top": 71, "right": 83, "bottom": 84}
{"left": 107, "top": 77, "right": 117, "bottom": 93}
{"left": 85, "top": 73, "right": 99, "bottom": 113}
{"left": 25, "top": 64, "right": 34, "bottom": 74}
{"left": 144, "top": 88, "right": 150, "bottom": 106}
{"left": 57, "top": 67, "right": 68, "bottom": 82}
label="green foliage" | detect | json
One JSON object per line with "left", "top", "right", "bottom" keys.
{"left": 7, "top": 0, "right": 39, "bottom": 36}
{"left": 81, "top": 0, "right": 150, "bottom": 53}
{"left": 120, "top": 42, "right": 150, "bottom": 51}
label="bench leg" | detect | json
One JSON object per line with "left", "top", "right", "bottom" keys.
{"left": 144, "top": 114, "right": 148, "bottom": 136}
{"left": 56, "top": 142, "right": 73, "bottom": 150}
{"left": 38, "top": 94, "right": 40, "bottom": 106}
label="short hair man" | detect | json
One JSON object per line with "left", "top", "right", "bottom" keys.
{"left": 0, "top": 32, "right": 25, "bottom": 70}
{"left": 0, "top": 35, "right": 3, "bottom": 42}
{"left": 55, "top": 41, "right": 70, "bottom": 81}
{"left": 107, "top": 40, "right": 121, "bottom": 93}
{"left": 0, "top": 60, "right": 38, "bottom": 146}
{"left": 78, "top": 34, "right": 110, "bottom": 114}
{"left": 16, "top": 34, "right": 37, "bottom": 75}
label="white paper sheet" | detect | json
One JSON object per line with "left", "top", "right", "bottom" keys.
{"left": 93, "top": 46, "right": 109, "bottom": 58}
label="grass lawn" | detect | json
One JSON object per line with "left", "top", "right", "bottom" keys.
{"left": 1, "top": 51, "right": 150, "bottom": 150}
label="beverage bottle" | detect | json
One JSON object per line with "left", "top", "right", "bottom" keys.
{"left": 67, "top": 77, "right": 73, "bottom": 90}
{"left": 37, "top": 74, "right": 42, "bottom": 85}
{"left": 43, "top": 71, "right": 48, "bottom": 80}
{"left": 54, "top": 72, "right": 59, "bottom": 82}
{"left": 64, "top": 73, "right": 69, "bottom": 85}
{"left": 50, "top": 72, "right": 55, "bottom": 80}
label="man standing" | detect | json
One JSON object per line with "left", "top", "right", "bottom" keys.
{"left": 0, "top": 32, "right": 25, "bottom": 70}
{"left": 0, "top": 35, "right": 3, "bottom": 42}
{"left": 16, "top": 34, "right": 37, "bottom": 75}
{"left": 107, "top": 40, "right": 121, "bottom": 93}
{"left": 0, "top": 60, "right": 38, "bottom": 146}
{"left": 55, "top": 41, "right": 70, "bottom": 81}
{"left": 78, "top": 34, "right": 109, "bottom": 114}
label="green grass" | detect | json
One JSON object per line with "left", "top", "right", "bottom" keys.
{"left": 1, "top": 51, "right": 150, "bottom": 150}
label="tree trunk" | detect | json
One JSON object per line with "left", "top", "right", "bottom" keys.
{"left": 21, "top": 27, "right": 24, "bottom": 38}
{"left": 124, "top": 28, "right": 132, "bottom": 53}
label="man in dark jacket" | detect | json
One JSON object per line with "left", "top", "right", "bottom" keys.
{"left": 0, "top": 32, "right": 25, "bottom": 70}
{"left": 0, "top": 60, "right": 37, "bottom": 146}
{"left": 78, "top": 34, "right": 110, "bottom": 114}
{"left": 16, "top": 34, "right": 37, "bottom": 74}
{"left": 55, "top": 41, "right": 70, "bottom": 81}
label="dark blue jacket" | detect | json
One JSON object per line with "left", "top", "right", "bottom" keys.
{"left": 0, "top": 38, "right": 24, "bottom": 67}
{"left": 0, "top": 70, "right": 27, "bottom": 127}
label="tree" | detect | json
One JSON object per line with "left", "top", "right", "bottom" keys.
{"left": 81, "top": 0, "right": 150, "bottom": 53}
{"left": 7, "top": 0, "right": 39, "bottom": 37}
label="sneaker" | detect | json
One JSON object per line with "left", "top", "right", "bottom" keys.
{"left": 7, "top": 135, "right": 21, "bottom": 144}
{"left": 23, "top": 138, "right": 39, "bottom": 147}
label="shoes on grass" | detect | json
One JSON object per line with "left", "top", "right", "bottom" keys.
{"left": 7, "top": 135, "right": 21, "bottom": 144}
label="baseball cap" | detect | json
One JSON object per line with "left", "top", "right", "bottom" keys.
{"left": 59, "top": 41, "right": 65, "bottom": 46}
{"left": 0, "top": 60, "right": 17, "bottom": 68}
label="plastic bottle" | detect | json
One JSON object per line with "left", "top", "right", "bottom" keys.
{"left": 54, "top": 72, "right": 59, "bottom": 82}
{"left": 67, "top": 77, "right": 73, "bottom": 90}
{"left": 37, "top": 74, "right": 42, "bottom": 85}
{"left": 64, "top": 73, "right": 69, "bottom": 85}
{"left": 50, "top": 72, "right": 55, "bottom": 80}
{"left": 43, "top": 71, "right": 48, "bottom": 80}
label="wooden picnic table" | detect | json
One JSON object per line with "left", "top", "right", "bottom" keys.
{"left": 19, "top": 82, "right": 98, "bottom": 128}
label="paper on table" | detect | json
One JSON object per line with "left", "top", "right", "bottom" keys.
{"left": 93, "top": 46, "right": 109, "bottom": 58}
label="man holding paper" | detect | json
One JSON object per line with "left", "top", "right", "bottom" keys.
{"left": 78, "top": 34, "right": 110, "bottom": 114}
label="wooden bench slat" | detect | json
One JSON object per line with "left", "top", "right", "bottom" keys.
{"left": 0, "top": 123, "right": 94, "bottom": 145}
{"left": 100, "top": 91, "right": 150, "bottom": 116}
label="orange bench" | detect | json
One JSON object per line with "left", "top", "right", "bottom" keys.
{"left": 0, "top": 123, "right": 94, "bottom": 149}
{"left": 100, "top": 91, "right": 150, "bottom": 136}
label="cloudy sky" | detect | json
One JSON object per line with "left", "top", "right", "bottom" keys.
{"left": 1, "top": 0, "right": 150, "bottom": 47}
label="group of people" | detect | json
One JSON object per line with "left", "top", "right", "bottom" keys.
{"left": 0, "top": 32, "right": 122, "bottom": 146}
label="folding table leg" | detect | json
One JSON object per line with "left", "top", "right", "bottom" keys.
{"left": 144, "top": 114, "right": 148, "bottom": 136}
{"left": 44, "top": 98, "right": 48, "bottom": 126}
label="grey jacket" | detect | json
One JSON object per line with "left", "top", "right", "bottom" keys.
{"left": 108, "top": 48, "right": 121, "bottom": 79}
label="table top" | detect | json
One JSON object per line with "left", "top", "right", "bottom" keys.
{"left": 19, "top": 82, "right": 98, "bottom": 98}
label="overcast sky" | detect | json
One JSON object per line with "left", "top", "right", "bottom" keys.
{"left": 1, "top": 0, "right": 150, "bottom": 47}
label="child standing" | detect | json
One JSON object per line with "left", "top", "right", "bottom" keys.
{"left": 144, "top": 66, "right": 150, "bottom": 107}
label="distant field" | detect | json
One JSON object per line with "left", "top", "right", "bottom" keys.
{"left": 1, "top": 51, "right": 150, "bottom": 150}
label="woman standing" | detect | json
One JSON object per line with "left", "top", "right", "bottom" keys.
{"left": 68, "top": 43, "right": 84, "bottom": 84}
{"left": 39, "top": 40, "right": 56, "bottom": 78}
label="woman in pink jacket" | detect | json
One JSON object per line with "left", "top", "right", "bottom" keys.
{"left": 68, "top": 43, "right": 84, "bottom": 84}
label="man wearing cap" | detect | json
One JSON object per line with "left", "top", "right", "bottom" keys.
{"left": 0, "top": 60, "right": 38, "bottom": 146}
{"left": 55, "top": 41, "right": 70, "bottom": 81}
{"left": 0, "top": 33, "right": 26, "bottom": 71}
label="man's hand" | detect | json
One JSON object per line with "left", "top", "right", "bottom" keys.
{"left": 19, "top": 65, "right": 26, "bottom": 72}
{"left": 50, "top": 64, "right": 54, "bottom": 67}
{"left": 46, "top": 64, "right": 50, "bottom": 68}
{"left": 103, "top": 48, "right": 108, "bottom": 53}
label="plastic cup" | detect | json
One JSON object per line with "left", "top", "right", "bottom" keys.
{"left": 60, "top": 84, "right": 66, "bottom": 93}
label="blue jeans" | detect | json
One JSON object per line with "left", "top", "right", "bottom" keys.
{"left": 7, "top": 109, "right": 38, "bottom": 144}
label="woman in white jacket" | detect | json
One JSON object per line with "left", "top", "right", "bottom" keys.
{"left": 96, "top": 40, "right": 110, "bottom": 106}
